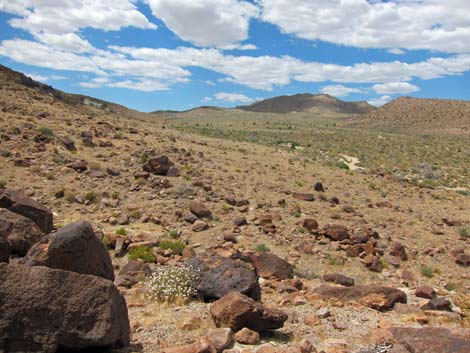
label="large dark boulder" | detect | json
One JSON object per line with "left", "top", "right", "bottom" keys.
{"left": 312, "top": 285, "right": 406, "bottom": 311}
{"left": 0, "top": 189, "right": 53, "bottom": 233}
{"left": 21, "top": 221, "right": 114, "bottom": 281}
{"left": 390, "top": 327, "right": 470, "bottom": 353}
{"left": 247, "top": 252, "right": 293, "bottom": 280}
{"left": 211, "top": 292, "right": 287, "bottom": 332}
{"left": 0, "top": 263, "right": 130, "bottom": 353}
{"left": 0, "top": 209, "right": 44, "bottom": 256}
{"left": 187, "top": 252, "right": 260, "bottom": 301}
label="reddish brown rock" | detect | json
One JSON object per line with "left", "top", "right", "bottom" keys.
{"left": 22, "top": 220, "right": 114, "bottom": 281}
{"left": 0, "top": 263, "right": 130, "bottom": 353}
{"left": 390, "top": 327, "right": 470, "bottom": 353}
{"left": 189, "top": 200, "right": 212, "bottom": 218}
{"left": 293, "top": 192, "right": 315, "bottom": 202}
{"left": 210, "top": 292, "right": 287, "bottom": 332}
{"left": 206, "top": 328, "right": 233, "bottom": 353}
{"left": 322, "top": 224, "right": 349, "bottom": 241}
{"left": 248, "top": 252, "right": 294, "bottom": 280}
{"left": 421, "top": 297, "right": 452, "bottom": 311}
{"left": 389, "top": 242, "right": 407, "bottom": 261}
{"left": 415, "top": 286, "right": 435, "bottom": 299}
{"left": 455, "top": 253, "right": 470, "bottom": 267}
{"left": 234, "top": 327, "right": 259, "bottom": 345}
{"left": 302, "top": 218, "right": 318, "bottom": 232}
{"left": 143, "top": 155, "right": 171, "bottom": 175}
{"left": 0, "top": 208, "right": 44, "bottom": 256}
{"left": 0, "top": 235, "right": 10, "bottom": 262}
{"left": 312, "top": 285, "right": 407, "bottom": 311}
{"left": 323, "top": 273, "right": 355, "bottom": 287}
{"left": 0, "top": 189, "right": 53, "bottom": 234}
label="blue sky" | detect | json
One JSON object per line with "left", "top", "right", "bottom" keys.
{"left": 0, "top": 0, "right": 469, "bottom": 112}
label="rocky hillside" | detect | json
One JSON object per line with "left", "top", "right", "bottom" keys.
{"left": 237, "top": 94, "right": 375, "bottom": 114}
{"left": 0, "top": 64, "right": 147, "bottom": 121}
{"left": 0, "top": 67, "right": 469, "bottom": 353}
{"left": 345, "top": 96, "right": 470, "bottom": 135}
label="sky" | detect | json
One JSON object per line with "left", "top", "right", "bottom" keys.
{"left": 0, "top": 0, "right": 469, "bottom": 112}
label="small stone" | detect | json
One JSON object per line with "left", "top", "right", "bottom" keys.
{"left": 234, "top": 328, "right": 259, "bottom": 345}
{"left": 415, "top": 286, "right": 435, "bottom": 299}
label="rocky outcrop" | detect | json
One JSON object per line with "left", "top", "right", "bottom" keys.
{"left": 210, "top": 292, "right": 288, "bottom": 332}
{"left": 312, "top": 285, "right": 407, "bottom": 311}
{"left": 21, "top": 220, "right": 114, "bottom": 281}
{"left": 0, "top": 208, "right": 44, "bottom": 256}
{"left": 143, "top": 155, "right": 172, "bottom": 175}
{"left": 0, "top": 189, "right": 53, "bottom": 233}
{"left": 0, "top": 263, "right": 130, "bottom": 353}
{"left": 390, "top": 327, "right": 470, "bottom": 353}
{"left": 187, "top": 252, "right": 260, "bottom": 301}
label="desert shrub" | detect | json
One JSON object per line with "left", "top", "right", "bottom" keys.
{"left": 37, "top": 126, "right": 54, "bottom": 137}
{"left": 421, "top": 266, "right": 434, "bottom": 278}
{"left": 128, "top": 245, "right": 155, "bottom": 263}
{"left": 146, "top": 264, "right": 200, "bottom": 302}
{"left": 458, "top": 227, "right": 470, "bottom": 238}
{"left": 113, "top": 132, "right": 123, "bottom": 139}
{"left": 169, "top": 229, "right": 179, "bottom": 238}
{"left": 140, "top": 154, "right": 148, "bottom": 164}
{"left": 84, "top": 191, "right": 97, "bottom": 203}
{"left": 337, "top": 161, "right": 350, "bottom": 170}
{"left": 255, "top": 243, "right": 270, "bottom": 252}
{"left": 115, "top": 227, "right": 127, "bottom": 236}
{"left": 445, "top": 281, "right": 458, "bottom": 291}
{"left": 64, "top": 190, "right": 76, "bottom": 203}
{"left": 0, "top": 180, "right": 6, "bottom": 189}
{"left": 159, "top": 239, "right": 185, "bottom": 255}
{"left": 111, "top": 191, "right": 120, "bottom": 200}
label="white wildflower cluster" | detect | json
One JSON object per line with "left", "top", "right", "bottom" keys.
{"left": 145, "top": 264, "right": 200, "bottom": 302}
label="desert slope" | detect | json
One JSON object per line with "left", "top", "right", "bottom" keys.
{"left": 345, "top": 96, "right": 470, "bottom": 136}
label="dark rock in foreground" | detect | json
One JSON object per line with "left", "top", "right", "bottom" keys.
{"left": 0, "top": 208, "right": 44, "bottom": 256}
{"left": 22, "top": 220, "right": 114, "bottom": 281}
{"left": 0, "top": 263, "right": 130, "bottom": 353}
{"left": 247, "top": 251, "right": 293, "bottom": 280}
{"left": 188, "top": 251, "right": 260, "bottom": 301}
{"left": 0, "top": 189, "right": 53, "bottom": 234}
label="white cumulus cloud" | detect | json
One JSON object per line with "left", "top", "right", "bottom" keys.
{"left": 368, "top": 95, "right": 393, "bottom": 107}
{"left": 260, "top": 0, "right": 470, "bottom": 53}
{"left": 320, "top": 85, "right": 362, "bottom": 97}
{"left": 146, "top": 0, "right": 258, "bottom": 47}
{"left": 214, "top": 92, "right": 252, "bottom": 103}
{"left": 373, "top": 82, "right": 420, "bottom": 95}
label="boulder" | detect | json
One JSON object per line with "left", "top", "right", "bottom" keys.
{"left": 455, "top": 253, "right": 470, "bottom": 267}
{"left": 312, "top": 285, "right": 406, "bottom": 311}
{"left": 0, "top": 263, "right": 130, "bottom": 353}
{"left": 22, "top": 220, "right": 114, "bottom": 281}
{"left": 234, "top": 328, "right": 259, "bottom": 345}
{"left": 314, "top": 182, "right": 324, "bottom": 192}
{"left": 302, "top": 218, "right": 318, "bottom": 232}
{"left": 206, "top": 328, "right": 233, "bottom": 353}
{"left": 0, "top": 236, "right": 10, "bottom": 262}
{"left": 415, "top": 286, "right": 435, "bottom": 299}
{"left": 323, "top": 273, "right": 355, "bottom": 287}
{"left": 115, "top": 260, "right": 150, "bottom": 289}
{"left": 187, "top": 252, "right": 260, "bottom": 301}
{"left": 0, "top": 189, "right": 53, "bottom": 234}
{"left": 390, "top": 327, "right": 470, "bottom": 353}
{"left": 60, "top": 136, "right": 76, "bottom": 151}
{"left": 247, "top": 252, "right": 293, "bottom": 280}
{"left": 322, "top": 224, "right": 349, "bottom": 241}
{"left": 389, "top": 242, "right": 407, "bottom": 261}
{"left": 210, "top": 292, "right": 287, "bottom": 332}
{"left": 421, "top": 297, "right": 452, "bottom": 311}
{"left": 0, "top": 209, "right": 44, "bottom": 256}
{"left": 189, "top": 200, "right": 212, "bottom": 218}
{"left": 143, "top": 155, "right": 171, "bottom": 175}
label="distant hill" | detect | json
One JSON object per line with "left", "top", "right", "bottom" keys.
{"left": 0, "top": 64, "right": 146, "bottom": 120}
{"left": 345, "top": 96, "right": 470, "bottom": 136}
{"left": 237, "top": 93, "right": 375, "bottom": 114}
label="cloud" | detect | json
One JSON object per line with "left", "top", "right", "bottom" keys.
{"left": 388, "top": 48, "right": 405, "bottom": 55}
{"left": 23, "top": 73, "right": 48, "bottom": 83}
{"left": 368, "top": 95, "right": 392, "bottom": 107}
{"left": 320, "top": 85, "right": 362, "bottom": 97}
{"left": 260, "top": 0, "right": 470, "bottom": 53}
{"left": 146, "top": 0, "right": 258, "bottom": 47}
{"left": 373, "top": 82, "right": 420, "bottom": 95}
{"left": 214, "top": 92, "right": 252, "bottom": 103}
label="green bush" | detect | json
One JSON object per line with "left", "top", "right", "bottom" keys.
{"left": 421, "top": 266, "right": 434, "bottom": 278}
{"left": 255, "top": 243, "right": 270, "bottom": 252}
{"left": 115, "top": 227, "right": 127, "bottom": 236}
{"left": 159, "top": 239, "right": 185, "bottom": 255}
{"left": 128, "top": 245, "right": 155, "bottom": 263}
{"left": 336, "top": 161, "right": 350, "bottom": 170}
{"left": 37, "top": 126, "right": 54, "bottom": 137}
{"left": 84, "top": 191, "right": 98, "bottom": 203}
{"left": 458, "top": 227, "right": 470, "bottom": 238}
{"left": 169, "top": 229, "right": 179, "bottom": 238}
